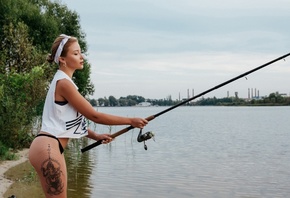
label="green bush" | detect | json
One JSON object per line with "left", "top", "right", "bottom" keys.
{"left": 0, "top": 141, "right": 17, "bottom": 160}
{"left": 0, "top": 66, "right": 47, "bottom": 150}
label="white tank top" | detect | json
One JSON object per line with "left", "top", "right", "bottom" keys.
{"left": 41, "top": 70, "right": 88, "bottom": 138}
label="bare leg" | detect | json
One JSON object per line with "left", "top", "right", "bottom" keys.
{"left": 29, "top": 136, "right": 67, "bottom": 198}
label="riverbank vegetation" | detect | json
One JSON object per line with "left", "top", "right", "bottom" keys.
{"left": 0, "top": 0, "right": 93, "bottom": 160}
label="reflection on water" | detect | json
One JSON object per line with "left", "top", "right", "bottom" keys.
{"left": 5, "top": 106, "right": 290, "bottom": 197}
{"left": 65, "top": 139, "right": 93, "bottom": 198}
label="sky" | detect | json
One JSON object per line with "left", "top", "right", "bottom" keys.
{"left": 60, "top": 0, "right": 290, "bottom": 100}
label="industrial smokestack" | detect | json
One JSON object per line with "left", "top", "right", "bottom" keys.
{"left": 251, "top": 88, "right": 253, "bottom": 98}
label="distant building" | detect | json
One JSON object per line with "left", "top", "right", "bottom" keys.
{"left": 136, "top": 102, "right": 152, "bottom": 107}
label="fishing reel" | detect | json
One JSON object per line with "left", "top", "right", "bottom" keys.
{"left": 137, "top": 129, "right": 155, "bottom": 150}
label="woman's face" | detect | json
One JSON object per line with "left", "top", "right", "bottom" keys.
{"left": 63, "top": 41, "right": 84, "bottom": 70}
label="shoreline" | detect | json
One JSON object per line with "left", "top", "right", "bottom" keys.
{"left": 0, "top": 149, "right": 29, "bottom": 197}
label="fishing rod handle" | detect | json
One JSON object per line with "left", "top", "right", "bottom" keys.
{"left": 80, "top": 127, "right": 132, "bottom": 153}
{"left": 81, "top": 126, "right": 133, "bottom": 153}
{"left": 81, "top": 140, "right": 102, "bottom": 153}
{"left": 81, "top": 115, "right": 155, "bottom": 153}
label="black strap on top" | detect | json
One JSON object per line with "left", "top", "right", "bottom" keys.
{"left": 55, "top": 100, "right": 68, "bottom": 106}
{"left": 36, "top": 134, "right": 64, "bottom": 154}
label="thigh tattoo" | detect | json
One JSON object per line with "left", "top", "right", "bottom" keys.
{"left": 41, "top": 144, "right": 64, "bottom": 195}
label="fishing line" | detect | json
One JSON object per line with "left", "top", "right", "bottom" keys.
{"left": 81, "top": 52, "right": 290, "bottom": 153}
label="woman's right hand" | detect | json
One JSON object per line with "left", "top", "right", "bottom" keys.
{"left": 130, "top": 118, "right": 148, "bottom": 128}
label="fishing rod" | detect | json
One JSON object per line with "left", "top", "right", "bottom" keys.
{"left": 81, "top": 52, "right": 290, "bottom": 153}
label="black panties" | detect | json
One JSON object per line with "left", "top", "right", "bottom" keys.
{"left": 36, "top": 134, "right": 64, "bottom": 154}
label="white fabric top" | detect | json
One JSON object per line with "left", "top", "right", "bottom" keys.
{"left": 41, "top": 70, "right": 88, "bottom": 138}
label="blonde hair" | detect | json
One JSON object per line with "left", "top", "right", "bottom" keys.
{"left": 46, "top": 35, "right": 78, "bottom": 64}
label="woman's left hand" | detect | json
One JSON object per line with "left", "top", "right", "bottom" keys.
{"left": 98, "top": 134, "right": 114, "bottom": 144}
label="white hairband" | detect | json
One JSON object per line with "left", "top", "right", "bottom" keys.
{"left": 54, "top": 34, "right": 71, "bottom": 64}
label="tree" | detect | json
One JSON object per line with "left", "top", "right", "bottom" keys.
{"left": 118, "top": 97, "right": 128, "bottom": 106}
{"left": 0, "top": 0, "right": 94, "bottom": 97}
{"left": 1, "top": 22, "right": 44, "bottom": 74}
{"left": 89, "top": 98, "right": 97, "bottom": 107}
{"left": 127, "top": 99, "right": 137, "bottom": 106}
{"left": 108, "top": 95, "right": 118, "bottom": 106}
{"left": 0, "top": 20, "right": 48, "bottom": 149}
{"left": 0, "top": 0, "right": 95, "bottom": 153}
{"left": 0, "top": 66, "right": 47, "bottom": 149}
{"left": 97, "top": 98, "right": 105, "bottom": 106}
{"left": 126, "top": 95, "right": 145, "bottom": 104}
{"left": 268, "top": 93, "right": 276, "bottom": 102}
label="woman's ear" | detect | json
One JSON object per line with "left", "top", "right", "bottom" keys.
{"left": 59, "top": 57, "right": 66, "bottom": 66}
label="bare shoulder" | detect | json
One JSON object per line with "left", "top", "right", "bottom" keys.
{"left": 56, "top": 78, "right": 75, "bottom": 90}
{"left": 55, "top": 78, "right": 80, "bottom": 101}
{"left": 56, "top": 78, "right": 91, "bottom": 109}
{"left": 56, "top": 78, "right": 96, "bottom": 118}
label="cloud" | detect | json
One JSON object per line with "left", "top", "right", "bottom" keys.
{"left": 62, "top": 0, "right": 290, "bottom": 99}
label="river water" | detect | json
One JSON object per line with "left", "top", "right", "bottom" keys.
{"left": 7, "top": 106, "right": 290, "bottom": 197}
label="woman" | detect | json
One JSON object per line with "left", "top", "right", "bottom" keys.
{"left": 29, "top": 34, "right": 148, "bottom": 198}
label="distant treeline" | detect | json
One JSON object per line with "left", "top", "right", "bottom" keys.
{"left": 89, "top": 92, "right": 290, "bottom": 107}
{"left": 88, "top": 95, "right": 179, "bottom": 107}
